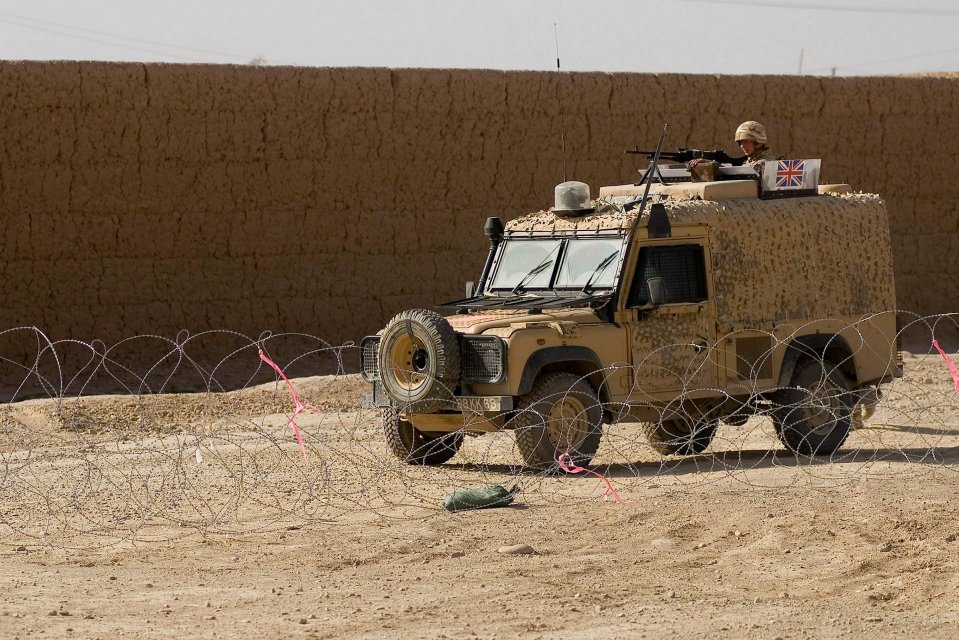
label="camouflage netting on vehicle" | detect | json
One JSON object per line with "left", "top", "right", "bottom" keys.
{"left": 506, "top": 192, "right": 894, "bottom": 330}
{"left": 671, "top": 193, "right": 897, "bottom": 329}
{"left": 506, "top": 203, "right": 642, "bottom": 233}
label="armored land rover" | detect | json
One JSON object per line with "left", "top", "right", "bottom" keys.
{"left": 361, "top": 159, "right": 901, "bottom": 468}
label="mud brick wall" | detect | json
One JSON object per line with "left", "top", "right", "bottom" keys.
{"left": 0, "top": 62, "right": 955, "bottom": 372}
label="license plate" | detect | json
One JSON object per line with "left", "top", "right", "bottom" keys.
{"left": 456, "top": 396, "right": 512, "bottom": 412}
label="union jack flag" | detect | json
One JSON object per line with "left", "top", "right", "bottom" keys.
{"left": 775, "top": 159, "right": 805, "bottom": 188}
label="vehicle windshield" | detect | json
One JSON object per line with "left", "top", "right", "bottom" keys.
{"left": 488, "top": 237, "right": 623, "bottom": 292}
{"left": 554, "top": 238, "right": 621, "bottom": 289}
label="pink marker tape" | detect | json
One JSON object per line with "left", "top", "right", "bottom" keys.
{"left": 556, "top": 453, "right": 637, "bottom": 504}
{"left": 258, "top": 348, "right": 316, "bottom": 462}
{"left": 932, "top": 340, "right": 959, "bottom": 392}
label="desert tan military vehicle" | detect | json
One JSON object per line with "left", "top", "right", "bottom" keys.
{"left": 361, "top": 159, "right": 901, "bottom": 468}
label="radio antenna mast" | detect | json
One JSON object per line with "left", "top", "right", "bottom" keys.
{"left": 554, "top": 22, "right": 567, "bottom": 182}
{"left": 554, "top": 22, "right": 561, "bottom": 70}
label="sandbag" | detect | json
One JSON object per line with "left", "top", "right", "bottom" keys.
{"left": 443, "top": 485, "right": 519, "bottom": 512}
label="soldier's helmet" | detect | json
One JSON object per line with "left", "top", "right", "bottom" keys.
{"left": 735, "top": 121, "right": 768, "bottom": 145}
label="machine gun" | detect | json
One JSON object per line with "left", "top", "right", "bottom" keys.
{"left": 626, "top": 147, "right": 746, "bottom": 166}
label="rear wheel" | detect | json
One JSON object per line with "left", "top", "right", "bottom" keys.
{"left": 644, "top": 417, "right": 718, "bottom": 456}
{"left": 773, "top": 358, "right": 853, "bottom": 456}
{"left": 383, "top": 409, "right": 463, "bottom": 465}
{"left": 513, "top": 373, "right": 604, "bottom": 470}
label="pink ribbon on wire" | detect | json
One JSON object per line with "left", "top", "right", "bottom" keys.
{"left": 258, "top": 348, "right": 316, "bottom": 462}
{"left": 556, "top": 453, "right": 636, "bottom": 504}
{"left": 932, "top": 340, "right": 959, "bottom": 392}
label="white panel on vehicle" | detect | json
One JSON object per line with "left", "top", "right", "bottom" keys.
{"left": 762, "top": 159, "right": 821, "bottom": 193}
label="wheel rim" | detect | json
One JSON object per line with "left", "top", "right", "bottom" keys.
{"left": 802, "top": 378, "right": 842, "bottom": 435}
{"left": 387, "top": 333, "right": 431, "bottom": 393}
{"left": 545, "top": 394, "right": 589, "bottom": 451}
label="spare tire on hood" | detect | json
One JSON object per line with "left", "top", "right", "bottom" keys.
{"left": 378, "top": 309, "right": 460, "bottom": 413}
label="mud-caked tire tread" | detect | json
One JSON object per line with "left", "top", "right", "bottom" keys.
{"left": 512, "top": 372, "right": 604, "bottom": 470}
{"left": 383, "top": 409, "right": 464, "bottom": 465}
{"left": 773, "top": 357, "right": 853, "bottom": 457}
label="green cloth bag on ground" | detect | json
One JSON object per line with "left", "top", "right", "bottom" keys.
{"left": 443, "top": 485, "right": 519, "bottom": 512}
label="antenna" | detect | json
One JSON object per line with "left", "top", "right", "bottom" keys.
{"left": 554, "top": 22, "right": 561, "bottom": 70}
{"left": 636, "top": 124, "right": 669, "bottom": 189}
{"left": 554, "top": 22, "right": 567, "bottom": 181}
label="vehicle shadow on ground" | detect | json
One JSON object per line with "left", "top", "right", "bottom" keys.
{"left": 456, "top": 445, "right": 959, "bottom": 478}
{"left": 869, "top": 423, "right": 959, "bottom": 437}
{"left": 603, "top": 444, "right": 959, "bottom": 477}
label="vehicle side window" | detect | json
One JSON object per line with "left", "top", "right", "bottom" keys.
{"left": 627, "top": 244, "right": 707, "bottom": 306}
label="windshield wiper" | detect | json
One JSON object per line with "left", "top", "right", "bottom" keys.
{"left": 581, "top": 250, "right": 620, "bottom": 293}
{"left": 511, "top": 260, "right": 553, "bottom": 293}
{"left": 511, "top": 245, "right": 560, "bottom": 294}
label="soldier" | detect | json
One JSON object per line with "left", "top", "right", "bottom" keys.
{"left": 734, "top": 120, "right": 776, "bottom": 174}
{"left": 686, "top": 120, "right": 777, "bottom": 181}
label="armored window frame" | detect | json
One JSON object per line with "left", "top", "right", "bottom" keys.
{"left": 487, "top": 235, "right": 625, "bottom": 293}
{"left": 627, "top": 243, "right": 708, "bottom": 307}
{"left": 487, "top": 239, "right": 564, "bottom": 291}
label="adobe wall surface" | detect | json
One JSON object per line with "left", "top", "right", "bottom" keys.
{"left": 0, "top": 62, "right": 955, "bottom": 372}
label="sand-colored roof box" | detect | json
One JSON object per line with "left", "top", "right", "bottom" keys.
{"left": 599, "top": 180, "right": 758, "bottom": 200}
{"left": 599, "top": 180, "right": 853, "bottom": 202}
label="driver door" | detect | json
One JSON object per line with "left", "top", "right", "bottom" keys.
{"left": 622, "top": 239, "right": 720, "bottom": 401}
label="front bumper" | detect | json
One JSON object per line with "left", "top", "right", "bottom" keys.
{"left": 361, "top": 383, "right": 513, "bottom": 413}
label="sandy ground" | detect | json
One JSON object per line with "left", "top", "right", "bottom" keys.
{"left": 1, "top": 352, "right": 959, "bottom": 639}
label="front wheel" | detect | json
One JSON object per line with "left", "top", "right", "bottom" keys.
{"left": 773, "top": 358, "right": 853, "bottom": 456}
{"left": 513, "top": 373, "right": 604, "bottom": 470}
{"left": 383, "top": 409, "right": 464, "bottom": 465}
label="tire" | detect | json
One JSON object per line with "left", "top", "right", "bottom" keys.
{"left": 383, "top": 409, "right": 464, "bottom": 465}
{"left": 378, "top": 309, "right": 460, "bottom": 413}
{"left": 513, "top": 373, "right": 604, "bottom": 470}
{"left": 773, "top": 357, "right": 853, "bottom": 456}
{"left": 644, "top": 417, "right": 718, "bottom": 456}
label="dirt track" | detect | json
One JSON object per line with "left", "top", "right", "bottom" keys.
{"left": 2, "top": 352, "right": 959, "bottom": 638}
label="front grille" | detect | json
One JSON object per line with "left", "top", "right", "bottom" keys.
{"left": 360, "top": 336, "right": 381, "bottom": 381}
{"left": 460, "top": 336, "right": 506, "bottom": 384}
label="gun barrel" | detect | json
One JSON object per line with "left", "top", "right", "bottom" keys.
{"left": 627, "top": 147, "right": 746, "bottom": 166}
{"left": 626, "top": 148, "right": 688, "bottom": 160}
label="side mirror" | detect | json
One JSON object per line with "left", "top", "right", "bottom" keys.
{"left": 465, "top": 281, "right": 475, "bottom": 298}
{"left": 647, "top": 277, "right": 666, "bottom": 306}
